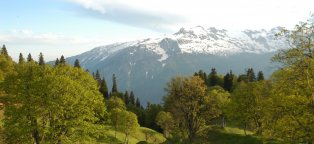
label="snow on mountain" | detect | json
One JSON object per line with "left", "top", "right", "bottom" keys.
{"left": 66, "top": 26, "right": 287, "bottom": 104}
{"left": 81, "top": 26, "right": 285, "bottom": 64}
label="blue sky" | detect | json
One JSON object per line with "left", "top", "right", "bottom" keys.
{"left": 1, "top": 0, "right": 313, "bottom": 61}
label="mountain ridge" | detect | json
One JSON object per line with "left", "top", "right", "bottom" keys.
{"left": 66, "top": 26, "right": 286, "bottom": 104}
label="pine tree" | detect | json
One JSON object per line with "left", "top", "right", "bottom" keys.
{"left": 1, "top": 44, "right": 9, "bottom": 58}
{"left": 247, "top": 68, "right": 256, "bottom": 82}
{"left": 38, "top": 52, "right": 45, "bottom": 66}
{"left": 55, "top": 58, "right": 60, "bottom": 66}
{"left": 59, "top": 55, "right": 66, "bottom": 64}
{"left": 136, "top": 97, "right": 141, "bottom": 108}
{"left": 112, "top": 74, "right": 118, "bottom": 93}
{"left": 124, "top": 91, "right": 130, "bottom": 105}
{"left": 257, "top": 71, "right": 264, "bottom": 81}
{"left": 27, "top": 53, "right": 33, "bottom": 62}
{"left": 209, "top": 68, "right": 219, "bottom": 86}
{"left": 223, "top": 71, "right": 234, "bottom": 92}
{"left": 95, "top": 70, "right": 101, "bottom": 84}
{"left": 74, "top": 59, "right": 81, "bottom": 68}
{"left": 99, "top": 77, "right": 109, "bottom": 99}
{"left": 19, "top": 53, "right": 25, "bottom": 64}
{"left": 130, "top": 91, "right": 135, "bottom": 105}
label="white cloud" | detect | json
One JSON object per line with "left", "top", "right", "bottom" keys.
{"left": 67, "top": 0, "right": 314, "bottom": 30}
{"left": 0, "top": 30, "right": 109, "bottom": 61}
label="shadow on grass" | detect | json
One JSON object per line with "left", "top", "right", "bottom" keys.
{"left": 200, "top": 129, "right": 263, "bottom": 144}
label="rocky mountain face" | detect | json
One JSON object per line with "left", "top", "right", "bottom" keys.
{"left": 66, "top": 26, "right": 286, "bottom": 104}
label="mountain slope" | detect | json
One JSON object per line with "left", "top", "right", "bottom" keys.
{"left": 66, "top": 26, "right": 286, "bottom": 104}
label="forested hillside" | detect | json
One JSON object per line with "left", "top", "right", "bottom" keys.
{"left": 0, "top": 16, "right": 314, "bottom": 144}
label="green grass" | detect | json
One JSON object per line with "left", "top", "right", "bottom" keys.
{"left": 98, "top": 126, "right": 166, "bottom": 144}
{"left": 195, "top": 127, "right": 279, "bottom": 144}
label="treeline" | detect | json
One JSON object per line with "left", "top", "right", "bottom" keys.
{"left": 154, "top": 17, "right": 314, "bottom": 143}
{"left": 0, "top": 48, "right": 163, "bottom": 143}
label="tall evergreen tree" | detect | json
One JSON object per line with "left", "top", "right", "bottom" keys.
{"left": 74, "top": 59, "right": 81, "bottom": 68}
{"left": 59, "top": 55, "right": 66, "bottom": 64}
{"left": 136, "top": 97, "right": 141, "bottom": 108}
{"left": 18, "top": 53, "right": 25, "bottom": 64}
{"left": 95, "top": 70, "right": 101, "bottom": 84}
{"left": 99, "top": 77, "right": 109, "bottom": 99}
{"left": 124, "top": 91, "right": 130, "bottom": 105}
{"left": 38, "top": 52, "right": 45, "bottom": 66}
{"left": 1, "top": 44, "right": 9, "bottom": 58}
{"left": 130, "top": 91, "right": 135, "bottom": 105}
{"left": 54, "top": 58, "right": 59, "bottom": 66}
{"left": 112, "top": 74, "right": 118, "bottom": 93}
{"left": 223, "top": 71, "right": 234, "bottom": 92}
{"left": 247, "top": 68, "right": 256, "bottom": 82}
{"left": 209, "top": 68, "right": 219, "bottom": 86}
{"left": 257, "top": 71, "right": 264, "bottom": 81}
{"left": 27, "top": 53, "right": 33, "bottom": 62}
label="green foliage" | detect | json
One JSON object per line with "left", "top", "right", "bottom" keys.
{"left": 59, "top": 55, "right": 66, "bottom": 64}
{"left": 116, "top": 110, "right": 140, "bottom": 144}
{"left": 38, "top": 52, "right": 45, "bottom": 66}
{"left": 1, "top": 63, "right": 106, "bottom": 143}
{"left": 265, "top": 16, "right": 314, "bottom": 143}
{"left": 74, "top": 59, "right": 81, "bottom": 68}
{"left": 257, "top": 71, "right": 264, "bottom": 81}
{"left": 164, "top": 76, "right": 220, "bottom": 142}
{"left": 18, "top": 53, "right": 25, "bottom": 64}
{"left": 0, "top": 45, "right": 8, "bottom": 59}
{"left": 155, "top": 111, "right": 174, "bottom": 138}
{"left": 112, "top": 74, "right": 118, "bottom": 93}
{"left": 227, "top": 81, "right": 271, "bottom": 135}
{"left": 27, "top": 53, "right": 33, "bottom": 62}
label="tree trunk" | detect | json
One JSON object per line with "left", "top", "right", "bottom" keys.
{"left": 33, "top": 130, "right": 40, "bottom": 144}
{"left": 244, "top": 123, "right": 247, "bottom": 135}
{"left": 124, "top": 133, "right": 129, "bottom": 144}
{"left": 221, "top": 116, "right": 225, "bottom": 128}
{"left": 32, "top": 119, "right": 40, "bottom": 144}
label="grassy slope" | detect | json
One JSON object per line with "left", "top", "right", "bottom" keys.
{"left": 195, "top": 127, "right": 278, "bottom": 144}
{"left": 99, "top": 127, "right": 166, "bottom": 144}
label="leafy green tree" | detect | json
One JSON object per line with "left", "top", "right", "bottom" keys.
{"left": 116, "top": 110, "right": 140, "bottom": 144}
{"left": 1, "top": 63, "right": 105, "bottom": 143}
{"left": 74, "top": 59, "right": 81, "bottom": 68}
{"left": 207, "top": 86, "right": 230, "bottom": 128}
{"left": 264, "top": 17, "right": 314, "bottom": 142}
{"left": 227, "top": 81, "right": 271, "bottom": 135}
{"left": 155, "top": 111, "right": 174, "bottom": 138}
{"left": 144, "top": 104, "right": 163, "bottom": 132}
{"left": 107, "top": 96, "right": 126, "bottom": 111}
{"left": 18, "top": 53, "right": 25, "bottom": 64}
{"left": 0, "top": 54, "right": 14, "bottom": 81}
{"left": 164, "top": 76, "right": 219, "bottom": 142}
{"left": 38, "top": 52, "right": 45, "bottom": 66}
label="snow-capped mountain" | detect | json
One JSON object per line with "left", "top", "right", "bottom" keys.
{"left": 66, "top": 26, "right": 286, "bottom": 104}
